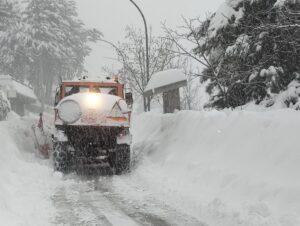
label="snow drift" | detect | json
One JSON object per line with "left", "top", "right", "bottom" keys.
{"left": 0, "top": 113, "right": 62, "bottom": 226}
{"left": 131, "top": 109, "right": 300, "bottom": 226}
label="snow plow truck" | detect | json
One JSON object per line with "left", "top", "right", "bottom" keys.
{"left": 52, "top": 76, "right": 133, "bottom": 174}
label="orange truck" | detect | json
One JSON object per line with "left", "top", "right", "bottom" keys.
{"left": 52, "top": 76, "right": 133, "bottom": 174}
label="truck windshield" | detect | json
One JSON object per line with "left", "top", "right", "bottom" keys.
{"left": 64, "top": 85, "right": 117, "bottom": 97}
{"left": 65, "top": 86, "right": 89, "bottom": 97}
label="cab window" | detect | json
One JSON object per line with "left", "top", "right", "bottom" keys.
{"left": 64, "top": 86, "right": 89, "bottom": 97}
{"left": 99, "top": 87, "right": 117, "bottom": 95}
{"left": 64, "top": 85, "right": 118, "bottom": 97}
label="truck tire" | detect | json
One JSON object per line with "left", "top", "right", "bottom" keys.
{"left": 115, "top": 144, "right": 130, "bottom": 175}
{"left": 53, "top": 142, "right": 72, "bottom": 173}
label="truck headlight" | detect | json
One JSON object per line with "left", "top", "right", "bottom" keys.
{"left": 58, "top": 100, "right": 82, "bottom": 124}
{"left": 85, "top": 93, "right": 101, "bottom": 109}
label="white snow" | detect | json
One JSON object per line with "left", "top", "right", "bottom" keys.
{"left": 271, "top": 80, "right": 300, "bottom": 110}
{"left": 260, "top": 66, "right": 282, "bottom": 78}
{"left": 12, "top": 80, "right": 37, "bottom": 100}
{"left": 130, "top": 109, "right": 300, "bottom": 226}
{"left": 144, "top": 69, "right": 186, "bottom": 92}
{"left": 0, "top": 113, "right": 61, "bottom": 226}
{"left": 0, "top": 75, "right": 37, "bottom": 100}
{"left": 226, "top": 34, "right": 250, "bottom": 57}
{"left": 1, "top": 93, "right": 300, "bottom": 226}
{"left": 248, "top": 71, "right": 258, "bottom": 82}
{"left": 274, "top": 0, "right": 287, "bottom": 7}
{"left": 208, "top": 1, "right": 244, "bottom": 38}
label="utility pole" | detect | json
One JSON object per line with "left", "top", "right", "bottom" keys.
{"left": 128, "top": 0, "right": 150, "bottom": 111}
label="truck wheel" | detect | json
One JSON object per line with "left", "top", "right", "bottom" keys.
{"left": 53, "top": 142, "right": 70, "bottom": 173}
{"left": 115, "top": 144, "right": 130, "bottom": 175}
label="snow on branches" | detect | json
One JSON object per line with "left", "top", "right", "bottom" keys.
{"left": 0, "top": 0, "right": 101, "bottom": 106}
{"left": 188, "top": 0, "right": 300, "bottom": 109}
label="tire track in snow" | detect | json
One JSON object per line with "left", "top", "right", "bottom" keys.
{"left": 52, "top": 187, "right": 83, "bottom": 226}
{"left": 95, "top": 177, "right": 207, "bottom": 226}
{"left": 52, "top": 174, "right": 207, "bottom": 226}
{"left": 52, "top": 178, "right": 139, "bottom": 226}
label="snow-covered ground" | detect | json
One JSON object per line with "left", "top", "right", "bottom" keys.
{"left": 0, "top": 108, "right": 299, "bottom": 226}
{"left": 0, "top": 113, "right": 59, "bottom": 225}
{"left": 129, "top": 109, "right": 300, "bottom": 226}
{"left": 0, "top": 112, "right": 205, "bottom": 226}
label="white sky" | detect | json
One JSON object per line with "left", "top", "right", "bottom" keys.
{"left": 74, "top": 0, "right": 224, "bottom": 75}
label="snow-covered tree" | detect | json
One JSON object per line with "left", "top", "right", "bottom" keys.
{"left": 116, "top": 27, "right": 175, "bottom": 96}
{"left": 0, "top": 0, "right": 25, "bottom": 78}
{"left": 0, "top": 0, "right": 101, "bottom": 107}
{"left": 20, "top": 0, "right": 101, "bottom": 106}
{"left": 179, "top": 0, "right": 300, "bottom": 109}
{"left": 112, "top": 26, "right": 175, "bottom": 111}
{"left": 0, "top": 0, "right": 18, "bottom": 31}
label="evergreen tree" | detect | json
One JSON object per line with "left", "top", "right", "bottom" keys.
{"left": 22, "top": 0, "right": 101, "bottom": 106}
{"left": 0, "top": 0, "right": 25, "bottom": 79}
{"left": 194, "top": 0, "right": 300, "bottom": 109}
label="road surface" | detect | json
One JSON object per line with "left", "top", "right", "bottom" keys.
{"left": 52, "top": 173, "right": 207, "bottom": 226}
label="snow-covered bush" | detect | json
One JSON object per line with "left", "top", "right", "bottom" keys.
{"left": 272, "top": 80, "right": 300, "bottom": 110}
{"left": 0, "top": 90, "right": 10, "bottom": 120}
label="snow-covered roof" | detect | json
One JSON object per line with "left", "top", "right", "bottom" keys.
{"left": 144, "top": 69, "right": 187, "bottom": 96}
{"left": 0, "top": 75, "right": 37, "bottom": 100}
{"left": 12, "top": 80, "right": 37, "bottom": 100}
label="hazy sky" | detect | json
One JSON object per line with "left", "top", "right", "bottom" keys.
{"left": 74, "top": 0, "right": 224, "bottom": 75}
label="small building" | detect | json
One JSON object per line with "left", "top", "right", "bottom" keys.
{"left": 0, "top": 75, "right": 38, "bottom": 116}
{"left": 144, "top": 69, "right": 187, "bottom": 113}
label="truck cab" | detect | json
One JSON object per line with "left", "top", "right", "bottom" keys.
{"left": 52, "top": 76, "right": 132, "bottom": 174}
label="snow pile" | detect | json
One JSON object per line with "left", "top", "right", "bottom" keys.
{"left": 247, "top": 79, "right": 300, "bottom": 110}
{"left": 0, "top": 113, "right": 62, "bottom": 226}
{"left": 131, "top": 109, "right": 300, "bottom": 226}
{"left": 272, "top": 80, "right": 300, "bottom": 110}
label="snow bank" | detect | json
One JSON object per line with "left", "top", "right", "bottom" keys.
{"left": 131, "top": 109, "right": 300, "bottom": 226}
{"left": 0, "top": 113, "right": 62, "bottom": 226}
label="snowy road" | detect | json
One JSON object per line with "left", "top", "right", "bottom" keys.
{"left": 52, "top": 174, "right": 206, "bottom": 226}
{"left": 2, "top": 111, "right": 300, "bottom": 226}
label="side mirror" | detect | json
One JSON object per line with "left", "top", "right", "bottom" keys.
{"left": 125, "top": 92, "right": 133, "bottom": 106}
